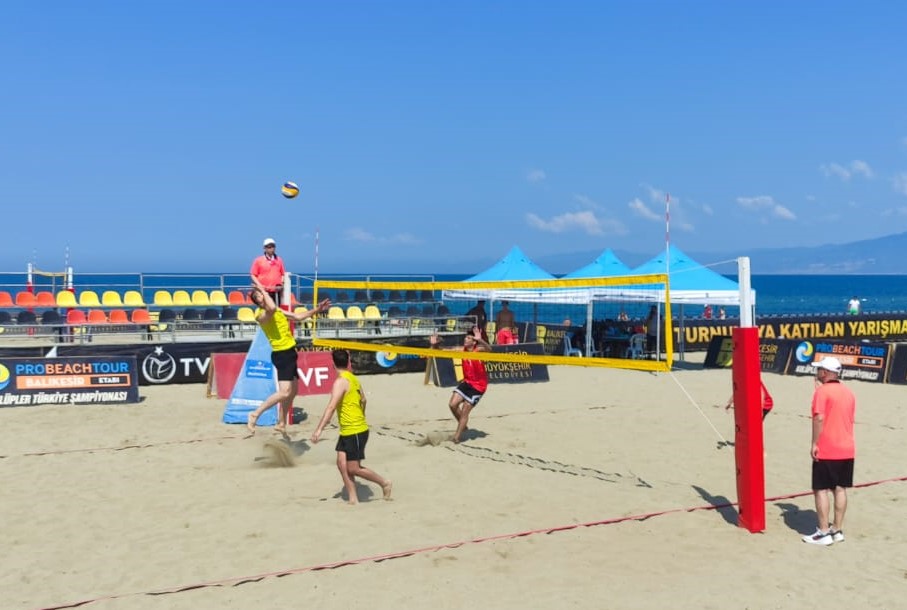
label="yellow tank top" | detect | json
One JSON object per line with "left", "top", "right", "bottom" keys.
{"left": 256, "top": 308, "right": 296, "bottom": 351}
{"left": 337, "top": 370, "right": 368, "bottom": 436}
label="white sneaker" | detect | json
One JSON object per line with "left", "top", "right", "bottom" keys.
{"left": 802, "top": 529, "right": 834, "bottom": 546}
{"left": 831, "top": 529, "right": 845, "bottom": 543}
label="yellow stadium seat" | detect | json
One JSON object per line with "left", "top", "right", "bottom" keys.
{"left": 327, "top": 306, "right": 346, "bottom": 320}
{"left": 237, "top": 307, "right": 256, "bottom": 323}
{"left": 191, "top": 290, "right": 211, "bottom": 306}
{"left": 172, "top": 290, "right": 192, "bottom": 306}
{"left": 153, "top": 290, "right": 173, "bottom": 306}
{"left": 363, "top": 305, "right": 382, "bottom": 320}
{"left": 294, "top": 306, "right": 313, "bottom": 335}
{"left": 346, "top": 305, "right": 365, "bottom": 329}
{"left": 101, "top": 290, "right": 124, "bottom": 307}
{"left": 124, "top": 290, "right": 146, "bottom": 307}
{"left": 79, "top": 290, "right": 102, "bottom": 307}
{"left": 209, "top": 290, "right": 229, "bottom": 306}
{"left": 56, "top": 291, "right": 78, "bottom": 308}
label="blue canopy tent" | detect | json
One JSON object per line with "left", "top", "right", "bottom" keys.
{"left": 627, "top": 245, "right": 755, "bottom": 358}
{"left": 441, "top": 246, "right": 560, "bottom": 343}
{"left": 562, "top": 249, "right": 632, "bottom": 354}
{"left": 563, "top": 248, "right": 631, "bottom": 280}
{"left": 441, "top": 246, "right": 559, "bottom": 302}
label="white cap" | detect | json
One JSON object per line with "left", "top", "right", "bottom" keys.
{"left": 812, "top": 357, "right": 842, "bottom": 374}
{"left": 263, "top": 237, "right": 276, "bottom": 247}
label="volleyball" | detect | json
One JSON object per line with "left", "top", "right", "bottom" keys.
{"left": 281, "top": 181, "right": 300, "bottom": 198}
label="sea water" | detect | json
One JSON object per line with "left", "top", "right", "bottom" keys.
{"left": 2, "top": 272, "right": 906, "bottom": 319}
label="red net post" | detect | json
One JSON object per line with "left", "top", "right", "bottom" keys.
{"left": 732, "top": 326, "right": 765, "bottom": 533}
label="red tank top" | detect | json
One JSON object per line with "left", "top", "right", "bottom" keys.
{"left": 462, "top": 347, "right": 488, "bottom": 392}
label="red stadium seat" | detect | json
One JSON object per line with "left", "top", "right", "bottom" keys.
{"left": 15, "top": 291, "right": 36, "bottom": 308}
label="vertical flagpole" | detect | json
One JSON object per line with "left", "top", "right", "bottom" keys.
{"left": 665, "top": 192, "right": 670, "bottom": 276}
{"left": 662, "top": 193, "right": 670, "bottom": 360}
{"left": 313, "top": 227, "right": 319, "bottom": 307}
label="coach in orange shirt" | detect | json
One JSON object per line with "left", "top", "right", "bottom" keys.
{"left": 250, "top": 237, "right": 286, "bottom": 306}
{"left": 801, "top": 357, "right": 856, "bottom": 546}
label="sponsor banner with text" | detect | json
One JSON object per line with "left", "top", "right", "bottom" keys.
{"left": 432, "top": 342, "right": 549, "bottom": 388}
{"left": 785, "top": 339, "right": 890, "bottom": 383}
{"left": 678, "top": 313, "right": 907, "bottom": 350}
{"left": 0, "top": 356, "right": 139, "bottom": 406}
{"left": 704, "top": 337, "right": 792, "bottom": 374}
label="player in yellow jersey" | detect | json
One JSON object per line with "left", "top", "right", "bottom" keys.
{"left": 311, "top": 350, "right": 392, "bottom": 504}
{"left": 246, "top": 276, "right": 330, "bottom": 435}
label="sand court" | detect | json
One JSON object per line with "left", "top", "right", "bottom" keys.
{"left": 1, "top": 364, "right": 905, "bottom": 610}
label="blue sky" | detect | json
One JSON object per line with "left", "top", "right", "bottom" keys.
{"left": 2, "top": 1, "right": 906, "bottom": 275}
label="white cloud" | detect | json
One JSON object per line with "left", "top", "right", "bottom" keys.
{"left": 573, "top": 193, "right": 597, "bottom": 208}
{"left": 850, "top": 160, "right": 874, "bottom": 178}
{"left": 526, "top": 169, "right": 546, "bottom": 183}
{"left": 736, "top": 195, "right": 796, "bottom": 221}
{"left": 893, "top": 172, "right": 907, "bottom": 196}
{"left": 629, "top": 197, "right": 662, "bottom": 221}
{"left": 820, "top": 160, "right": 874, "bottom": 181}
{"left": 344, "top": 228, "right": 422, "bottom": 245}
{"left": 345, "top": 228, "right": 376, "bottom": 242}
{"left": 525, "top": 210, "right": 626, "bottom": 236}
{"left": 641, "top": 184, "right": 677, "bottom": 205}
{"left": 820, "top": 163, "right": 851, "bottom": 180}
{"left": 773, "top": 205, "right": 797, "bottom": 220}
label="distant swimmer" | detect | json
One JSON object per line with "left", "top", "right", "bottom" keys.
{"left": 847, "top": 296, "right": 861, "bottom": 315}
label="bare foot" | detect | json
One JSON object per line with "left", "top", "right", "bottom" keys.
{"left": 274, "top": 423, "right": 287, "bottom": 436}
{"left": 246, "top": 412, "right": 258, "bottom": 435}
{"left": 382, "top": 481, "right": 393, "bottom": 500}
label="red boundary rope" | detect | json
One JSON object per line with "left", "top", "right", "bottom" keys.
{"left": 33, "top": 475, "right": 907, "bottom": 610}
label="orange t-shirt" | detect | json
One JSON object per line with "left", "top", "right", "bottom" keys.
{"left": 250, "top": 254, "right": 286, "bottom": 292}
{"left": 811, "top": 381, "right": 856, "bottom": 459}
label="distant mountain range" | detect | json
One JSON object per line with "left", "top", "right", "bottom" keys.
{"left": 534, "top": 231, "right": 907, "bottom": 276}
{"left": 345, "top": 231, "right": 907, "bottom": 276}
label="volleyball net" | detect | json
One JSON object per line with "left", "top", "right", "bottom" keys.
{"left": 311, "top": 274, "right": 673, "bottom": 373}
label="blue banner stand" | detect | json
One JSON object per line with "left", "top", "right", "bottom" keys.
{"left": 221, "top": 329, "right": 278, "bottom": 425}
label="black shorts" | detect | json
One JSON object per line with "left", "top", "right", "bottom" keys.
{"left": 811, "top": 458, "right": 854, "bottom": 490}
{"left": 271, "top": 347, "right": 299, "bottom": 381}
{"left": 335, "top": 430, "right": 369, "bottom": 461}
{"left": 453, "top": 381, "right": 484, "bottom": 406}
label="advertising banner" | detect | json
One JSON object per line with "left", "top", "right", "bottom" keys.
{"left": 0, "top": 355, "right": 139, "bottom": 406}
{"left": 785, "top": 339, "right": 890, "bottom": 383}
{"left": 704, "top": 337, "right": 792, "bottom": 374}
{"left": 59, "top": 341, "right": 252, "bottom": 385}
{"left": 211, "top": 350, "right": 337, "bottom": 399}
{"left": 432, "top": 342, "right": 549, "bottom": 388}
{"left": 885, "top": 343, "right": 907, "bottom": 385}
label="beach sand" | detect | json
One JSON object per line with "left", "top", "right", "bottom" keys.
{"left": 2, "top": 361, "right": 905, "bottom": 610}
